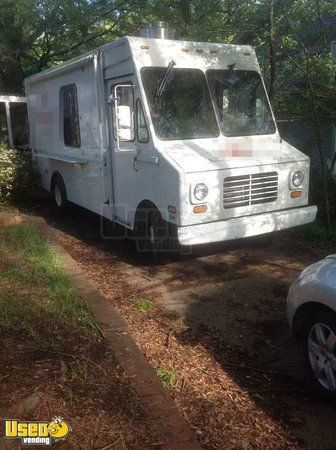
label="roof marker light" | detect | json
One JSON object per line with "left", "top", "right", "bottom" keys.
{"left": 141, "top": 45, "right": 150, "bottom": 50}
{"left": 181, "top": 47, "right": 189, "bottom": 52}
{"left": 196, "top": 48, "right": 204, "bottom": 54}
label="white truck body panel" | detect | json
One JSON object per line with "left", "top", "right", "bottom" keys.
{"left": 25, "top": 36, "right": 317, "bottom": 245}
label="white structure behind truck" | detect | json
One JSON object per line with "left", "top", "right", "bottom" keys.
{"left": 25, "top": 25, "right": 317, "bottom": 248}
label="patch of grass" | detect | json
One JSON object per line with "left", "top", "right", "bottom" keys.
{"left": 25, "top": 324, "right": 40, "bottom": 341}
{"left": 1, "top": 267, "right": 33, "bottom": 283}
{"left": 128, "top": 399, "right": 142, "bottom": 415}
{"left": 0, "top": 224, "right": 98, "bottom": 338}
{"left": 133, "top": 299, "right": 155, "bottom": 312}
{"left": 69, "top": 361, "right": 89, "bottom": 383}
{"left": 156, "top": 368, "right": 177, "bottom": 389}
{"left": 64, "top": 387, "right": 79, "bottom": 406}
{"left": 187, "top": 349, "right": 196, "bottom": 358}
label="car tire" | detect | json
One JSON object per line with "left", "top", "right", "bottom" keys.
{"left": 300, "top": 309, "right": 336, "bottom": 399}
{"left": 134, "top": 206, "right": 177, "bottom": 255}
{"left": 51, "top": 174, "right": 68, "bottom": 212}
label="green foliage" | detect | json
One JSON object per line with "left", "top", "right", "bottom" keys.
{"left": 133, "top": 299, "right": 155, "bottom": 312}
{"left": 290, "top": 221, "right": 336, "bottom": 244}
{"left": 156, "top": 367, "right": 177, "bottom": 389}
{"left": 0, "top": 143, "right": 39, "bottom": 201}
{"left": 0, "top": 0, "right": 141, "bottom": 93}
{"left": 257, "top": 0, "right": 336, "bottom": 119}
{"left": 0, "top": 0, "right": 334, "bottom": 120}
{"left": 0, "top": 0, "right": 335, "bottom": 220}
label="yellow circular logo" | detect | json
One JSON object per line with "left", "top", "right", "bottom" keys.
{"left": 48, "top": 418, "right": 70, "bottom": 440}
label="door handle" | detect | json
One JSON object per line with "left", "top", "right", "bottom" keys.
{"left": 133, "top": 154, "right": 138, "bottom": 172}
{"left": 135, "top": 156, "right": 160, "bottom": 165}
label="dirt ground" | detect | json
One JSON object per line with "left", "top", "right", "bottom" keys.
{"left": 28, "top": 200, "right": 336, "bottom": 449}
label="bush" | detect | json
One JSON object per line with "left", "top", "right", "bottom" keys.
{"left": 308, "top": 165, "right": 336, "bottom": 226}
{"left": 0, "top": 143, "right": 39, "bottom": 201}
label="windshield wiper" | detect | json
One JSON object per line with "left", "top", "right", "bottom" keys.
{"left": 154, "top": 59, "right": 176, "bottom": 111}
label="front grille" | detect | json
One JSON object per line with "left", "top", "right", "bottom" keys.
{"left": 223, "top": 171, "right": 278, "bottom": 209}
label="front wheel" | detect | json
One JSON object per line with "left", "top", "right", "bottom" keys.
{"left": 301, "top": 309, "right": 336, "bottom": 398}
{"left": 134, "top": 207, "right": 178, "bottom": 254}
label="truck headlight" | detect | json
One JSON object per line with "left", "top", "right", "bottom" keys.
{"left": 194, "top": 183, "right": 208, "bottom": 201}
{"left": 292, "top": 171, "right": 304, "bottom": 187}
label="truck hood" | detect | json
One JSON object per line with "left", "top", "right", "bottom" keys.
{"left": 160, "top": 137, "right": 309, "bottom": 173}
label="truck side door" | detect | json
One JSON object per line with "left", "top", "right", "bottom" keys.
{"left": 106, "top": 78, "right": 137, "bottom": 227}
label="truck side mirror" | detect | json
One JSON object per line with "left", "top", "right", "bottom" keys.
{"left": 113, "top": 85, "right": 134, "bottom": 145}
{"left": 118, "top": 105, "right": 132, "bottom": 128}
{"left": 117, "top": 107, "right": 132, "bottom": 141}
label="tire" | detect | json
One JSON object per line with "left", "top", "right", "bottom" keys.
{"left": 134, "top": 206, "right": 178, "bottom": 255}
{"left": 51, "top": 174, "right": 68, "bottom": 212}
{"left": 101, "top": 217, "right": 127, "bottom": 239}
{"left": 299, "top": 309, "right": 336, "bottom": 399}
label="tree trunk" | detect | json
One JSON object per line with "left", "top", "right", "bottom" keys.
{"left": 305, "top": 57, "right": 331, "bottom": 228}
{"left": 179, "top": 0, "right": 191, "bottom": 27}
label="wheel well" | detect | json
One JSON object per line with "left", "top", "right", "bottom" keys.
{"left": 134, "top": 200, "right": 161, "bottom": 222}
{"left": 136, "top": 200, "right": 159, "bottom": 213}
{"left": 134, "top": 200, "right": 177, "bottom": 237}
{"left": 292, "top": 302, "right": 335, "bottom": 338}
{"left": 50, "top": 171, "right": 63, "bottom": 191}
{"left": 50, "top": 172, "right": 63, "bottom": 190}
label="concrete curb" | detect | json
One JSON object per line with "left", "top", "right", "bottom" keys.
{"left": 27, "top": 216, "right": 201, "bottom": 450}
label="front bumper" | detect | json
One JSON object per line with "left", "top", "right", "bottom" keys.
{"left": 177, "top": 205, "right": 317, "bottom": 246}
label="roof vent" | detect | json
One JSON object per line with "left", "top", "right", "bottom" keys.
{"left": 139, "top": 21, "right": 174, "bottom": 40}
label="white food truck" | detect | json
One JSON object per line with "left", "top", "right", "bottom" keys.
{"left": 25, "top": 22, "right": 317, "bottom": 249}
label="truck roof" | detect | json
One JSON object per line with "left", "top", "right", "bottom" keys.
{"left": 25, "top": 36, "right": 259, "bottom": 85}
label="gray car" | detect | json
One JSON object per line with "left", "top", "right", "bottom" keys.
{"left": 287, "top": 255, "right": 336, "bottom": 397}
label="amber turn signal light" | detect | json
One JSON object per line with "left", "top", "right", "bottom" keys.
{"left": 193, "top": 205, "right": 207, "bottom": 213}
{"left": 291, "top": 191, "right": 302, "bottom": 198}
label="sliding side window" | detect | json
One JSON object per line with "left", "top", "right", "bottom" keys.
{"left": 60, "top": 84, "right": 81, "bottom": 148}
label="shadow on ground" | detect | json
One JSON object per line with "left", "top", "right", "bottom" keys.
{"left": 21, "top": 198, "right": 336, "bottom": 448}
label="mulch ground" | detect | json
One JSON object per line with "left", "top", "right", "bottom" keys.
{"left": 52, "top": 231, "right": 302, "bottom": 449}
{"left": 12, "top": 201, "right": 336, "bottom": 449}
{"left": 0, "top": 338, "right": 160, "bottom": 449}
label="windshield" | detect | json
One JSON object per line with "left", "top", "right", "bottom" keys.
{"left": 141, "top": 67, "right": 219, "bottom": 140}
{"left": 207, "top": 70, "right": 276, "bottom": 137}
